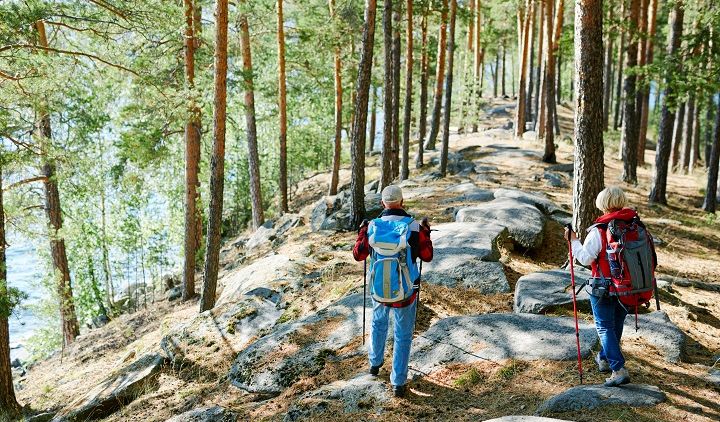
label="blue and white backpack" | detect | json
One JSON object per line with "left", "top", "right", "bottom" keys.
{"left": 367, "top": 216, "right": 420, "bottom": 303}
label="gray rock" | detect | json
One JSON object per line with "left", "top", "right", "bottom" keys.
{"left": 543, "top": 172, "right": 567, "bottom": 188}
{"left": 410, "top": 314, "right": 598, "bottom": 375}
{"left": 26, "top": 412, "right": 57, "bottom": 422}
{"left": 487, "top": 106, "right": 512, "bottom": 117}
{"left": 502, "top": 120, "right": 514, "bottom": 130}
{"left": 421, "top": 222, "right": 510, "bottom": 293}
{"left": 484, "top": 417, "right": 573, "bottom": 422}
{"left": 309, "top": 198, "right": 331, "bottom": 231}
{"left": 11, "top": 358, "right": 21, "bottom": 368}
{"left": 546, "top": 163, "right": 574, "bottom": 174}
{"left": 402, "top": 186, "right": 441, "bottom": 200}
{"left": 475, "top": 165, "right": 500, "bottom": 173}
{"left": 165, "top": 286, "right": 182, "bottom": 302}
{"left": 321, "top": 193, "right": 383, "bottom": 232}
{"left": 624, "top": 311, "right": 685, "bottom": 363}
{"left": 441, "top": 184, "right": 495, "bottom": 204}
{"left": 364, "top": 179, "right": 380, "bottom": 194}
{"left": 285, "top": 374, "right": 390, "bottom": 421}
{"left": 536, "top": 384, "right": 666, "bottom": 413}
{"left": 164, "top": 406, "right": 237, "bottom": 422}
{"left": 514, "top": 269, "right": 591, "bottom": 314}
{"left": 217, "top": 254, "right": 302, "bottom": 306}
{"left": 456, "top": 198, "right": 547, "bottom": 249}
{"left": 494, "top": 188, "right": 564, "bottom": 216}
{"left": 229, "top": 293, "right": 366, "bottom": 395}
{"left": 707, "top": 369, "right": 720, "bottom": 387}
{"left": 51, "top": 353, "right": 165, "bottom": 422}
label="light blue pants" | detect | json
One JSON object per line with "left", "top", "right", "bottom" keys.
{"left": 368, "top": 297, "right": 417, "bottom": 387}
{"left": 590, "top": 294, "right": 628, "bottom": 372}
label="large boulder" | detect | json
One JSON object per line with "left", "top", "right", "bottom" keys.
{"left": 164, "top": 406, "right": 238, "bottom": 422}
{"left": 284, "top": 374, "right": 390, "bottom": 421}
{"left": 514, "top": 269, "right": 592, "bottom": 314}
{"left": 228, "top": 293, "right": 365, "bottom": 395}
{"left": 536, "top": 384, "right": 666, "bottom": 413}
{"left": 456, "top": 198, "right": 546, "bottom": 249}
{"left": 217, "top": 254, "right": 303, "bottom": 306}
{"left": 441, "top": 183, "right": 495, "bottom": 204}
{"left": 623, "top": 310, "right": 685, "bottom": 363}
{"left": 52, "top": 353, "right": 165, "bottom": 421}
{"left": 320, "top": 193, "right": 383, "bottom": 231}
{"left": 245, "top": 214, "right": 303, "bottom": 251}
{"left": 421, "top": 222, "right": 511, "bottom": 294}
{"left": 493, "top": 188, "right": 565, "bottom": 216}
{"left": 410, "top": 314, "right": 598, "bottom": 375}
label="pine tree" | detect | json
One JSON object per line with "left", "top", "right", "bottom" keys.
{"left": 440, "top": 0, "right": 457, "bottom": 177}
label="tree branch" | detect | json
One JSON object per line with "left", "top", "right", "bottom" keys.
{"left": 0, "top": 44, "right": 138, "bottom": 76}
{"left": 4, "top": 176, "right": 49, "bottom": 191}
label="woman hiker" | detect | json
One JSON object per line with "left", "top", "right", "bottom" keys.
{"left": 564, "top": 186, "right": 640, "bottom": 387}
{"left": 352, "top": 185, "right": 433, "bottom": 397}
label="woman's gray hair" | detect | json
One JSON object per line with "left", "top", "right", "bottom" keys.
{"left": 595, "top": 186, "right": 628, "bottom": 213}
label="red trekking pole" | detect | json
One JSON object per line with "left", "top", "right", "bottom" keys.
{"left": 565, "top": 223, "right": 584, "bottom": 384}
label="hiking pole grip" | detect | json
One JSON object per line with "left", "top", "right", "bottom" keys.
{"left": 565, "top": 223, "right": 584, "bottom": 384}
{"left": 362, "top": 258, "right": 367, "bottom": 345}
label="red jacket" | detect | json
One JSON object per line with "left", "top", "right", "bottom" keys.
{"left": 590, "top": 208, "right": 639, "bottom": 278}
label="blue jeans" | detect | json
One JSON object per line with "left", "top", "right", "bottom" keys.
{"left": 589, "top": 294, "right": 628, "bottom": 371}
{"left": 368, "top": 297, "right": 417, "bottom": 387}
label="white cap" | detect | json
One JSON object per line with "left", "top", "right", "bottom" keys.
{"left": 381, "top": 185, "right": 403, "bottom": 204}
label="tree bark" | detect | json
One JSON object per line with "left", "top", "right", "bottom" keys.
{"left": 440, "top": 0, "right": 457, "bottom": 177}
{"left": 649, "top": 1, "right": 683, "bottom": 204}
{"left": 573, "top": 0, "right": 605, "bottom": 237}
{"left": 241, "top": 7, "right": 264, "bottom": 229}
{"left": 0, "top": 164, "right": 21, "bottom": 416}
{"left": 349, "top": 0, "right": 377, "bottom": 228}
{"left": 369, "top": 85, "right": 377, "bottom": 152}
{"left": 493, "top": 51, "right": 500, "bottom": 98}
{"left": 621, "top": 0, "right": 641, "bottom": 184}
{"left": 200, "top": 0, "right": 229, "bottom": 312}
{"left": 632, "top": 0, "right": 649, "bottom": 165}
{"left": 543, "top": 0, "right": 563, "bottom": 164}
{"left": 400, "top": 0, "right": 413, "bottom": 181}
{"left": 671, "top": 102, "right": 686, "bottom": 170}
{"left": 533, "top": 0, "right": 545, "bottom": 129}
{"left": 514, "top": 0, "right": 532, "bottom": 138}
{"left": 277, "top": 0, "right": 289, "bottom": 211}
{"left": 381, "top": 0, "right": 394, "bottom": 188}
{"left": 525, "top": 1, "right": 535, "bottom": 122}
{"left": 35, "top": 21, "right": 80, "bottom": 346}
{"left": 613, "top": 1, "right": 626, "bottom": 131}
{"left": 182, "top": 0, "right": 201, "bottom": 301}
{"left": 329, "top": 0, "right": 343, "bottom": 195}
{"left": 680, "top": 94, "right": 695, "bottom": 173}
{"left": 501, "top": 42, "right": 507, "bottom": 97}
{"left": 637, "top": 0, "right": 657, "bottom": 164}
{"left": 426, "top": 0, "right": 448, "bottom": 150}
{"left": 689, "top": 97, "right": 701, "bottom": 174}
{"left": 416, "top": 10, "right": 429, "bottom": 168}
{"left": 705, "top": 96, "right": 714, "bottom": 165}
{"left": 391, "top": 4, "right": 402, "bottom": 179}
{"left": 602, "top": 6, "right": 614, "bottom": 131}
{"left": 703, "top": 90, "right": 720, "bottom": 213}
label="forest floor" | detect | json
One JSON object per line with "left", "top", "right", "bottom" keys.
{"left": 13, "top": 98, "right": 720, "bottom": 422}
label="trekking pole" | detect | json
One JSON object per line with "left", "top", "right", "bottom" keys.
{"left": 363, "top": 258, "right": 367, "bottom": 345}
{"left": 565, "top": 223, "right": 584, "bottom": 384}
{"left": 414, "top": 261, "right": 422, "bottom": 334}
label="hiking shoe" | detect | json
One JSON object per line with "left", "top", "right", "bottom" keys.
{"left": 393, "top": 384, "right": 406, "bottom": 398}
{"left": 369, "top": 365, "right": 381, "bottom": 376}
{"left": 595, "top": 354, "right": 611, "bottom": 373}
{"left": 604, "top": 367, "right": 630, "bottom": 387}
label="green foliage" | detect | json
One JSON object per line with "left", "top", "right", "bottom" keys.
{"left": 0, "top": 286, "right": 28, "bottom": 319}
{"left": 454, "top": 366, "right": 483, "bottom": 388}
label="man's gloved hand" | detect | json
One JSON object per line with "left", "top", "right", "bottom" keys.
{"left": 358, "top": 219, "right": 369, "bottom": 234}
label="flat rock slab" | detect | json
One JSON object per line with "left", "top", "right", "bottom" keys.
{"left": 484, "top": 417, "right": 573, "bottom": 422}
{"left": 624, "top": 311, "right": 685, "bottom": 363}
{"left": 537, "top": 384, "right": 666, "bottom": 413}
{"left": 514, "top": 269, "right": 591, "bottom": 314}
{"left": 217, "top": 254, "right": 302, "bottom": 306}
{"left": 441, "top": 183, "right": 495, "bottom": 204}
{"left": 52, "top": 353, "right": 165, "bottom": 421}
{"left": 284, "top": 374, "right": 390, "bottom": 421}
{"left": 410, "top": 314, "right": 597, "bottom": 375}
{"left": 456, "top": 198, "right": 546, "bottom": 249}
{"left": 421, "top": 222, "right": 510, "bottom": 294}
{"left": 493, "top": 188, "right": 564, "bottom": 216}
{"left": 707, "top": 369, "right": 720, "bottom": 387}
{"left": 229, "top": 293, "right": 365, "bottom": 395}
{"left": 164, "top": 406, "right": 238, "bottom": 422}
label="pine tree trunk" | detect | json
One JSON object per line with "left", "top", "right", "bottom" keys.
{"left": 637, "top": 0, "right": 657, "bottom": 164}
{"left": 556, "top": 46, "right": 562, "bottom": 105}
{"left": 182, "top": 0, "right": 201, "bottom": 301}
{"left": 369, "top": 85, "right": 377, "bottom": 152}
{"left": 277, "top": 0, "right": 289, "bottom": 211}
{"left": 200, "top": 0, "right": 229, "bottom": 312}
{"left": 381, "top": 0, "right": 394, "bottom": 188}
{"left": 440, "top": 0, "right": 457, "bottom": 177}
{"left": 426, "top": 0, "right": 448, "bottom": 150}
{"left": 602, "top": 6, "right": 614, "bottom": 131}
{"left": 705, "top": 97, "right": 714, "bottom": 165}
{"left": 0, "top": 165, "right": 21, "bottom": 417}
{"left": 501, "top": 43, "right": 507, "bottom": 97}
{"left": 649, "top": 1, "right": 683, "bottom": 204}
{"left": 350, "top": 0, "right": 377, "bottom": 228}
{"left": 573, "top": 0, "right": 605, "bottom": 236}
{"left": 514, "top": 0, "right": 532, "bottom": 138}
{"left": 524, "top": 2, "right": 535, "bottom": 124}
{"left": 542, "top": 0, "right": 562, "bottom": 164}
{"left": 35, "top": 21, "right": 80, "bottom": 346}
{"left": 329, "top": 0, "right": 343, "bottom": 195}
{"left": 475, "top": 0, "right": 482, "bottom": 100}
{"left": 416, "top": 10, "right": 429, "bottom": 168}
{"left": 671, "top": 102, "right": 686, "bottom": 170}
{"left": 613, "top": 2, "right": 626, "bottom": 131}
{"left": 703, "top": 88, "right": 720, "bottom": 213}
{"left": 391, "top": 5, "right": 402, "bottom": 179}
{"left": 681, "top": 94, "right": 695, "bottom": 173}
{"left": 401, "top": 0, "right": 413, "bottom": 181}
{"left": 689, "top": 98, "right": 701, "bottom": 174}
{"left": 533, "top": 0, "right": 545, "bottom": 129}
{"left": 493, "top": 51, "right": 500, "bottom": 98}
{"left": 621, "top": 0, "right": 641, "bottom": 184}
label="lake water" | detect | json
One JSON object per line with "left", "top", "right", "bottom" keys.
{"left": 7, "top": 242, "right": 46, "bottom": 363}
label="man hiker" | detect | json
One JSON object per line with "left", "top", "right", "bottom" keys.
{"left": 352, "top": 185, "right": 433, "bottom": 397}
